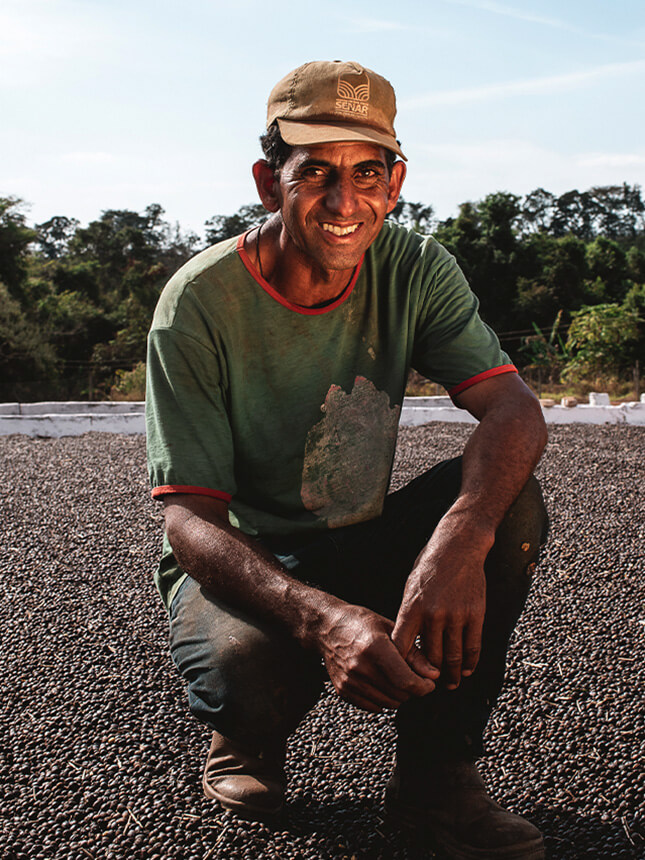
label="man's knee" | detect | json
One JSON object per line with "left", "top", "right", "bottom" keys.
{"left": 485, "top": 475, "right": 548, "bottom": 602}
{"left": 170, "top": 578, "right": 322, "bottom": 743}
{"left": 499, "top": 475, "right": 548, "bottom": 562}
{"left": 189, "top": 626, "right": 318, "bottom": 743}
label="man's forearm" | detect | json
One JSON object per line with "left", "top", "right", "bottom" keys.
{"left": 453, "top": 373, "right": 547, "bottom": 534}
{"left": 165, "top": 501, "right": 340, "bottom": 650}
{"left": 164, "top": 497, "right": 438, "bottom": 711}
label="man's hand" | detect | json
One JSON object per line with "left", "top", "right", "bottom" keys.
{"left": 316, "top": 601, "right": 439, "bottom": 713}
{"left": 391, "top": 372, "right": 547, "bottom": 689}
{"left": 391, "top": 512, "right": 492, "bottom": 690}
{"left": 164, "top": 494, "right": 438, "bottom": 714}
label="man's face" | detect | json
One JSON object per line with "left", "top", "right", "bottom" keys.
{"left": 273, "top": 141, "right": 406, "bottom": 274}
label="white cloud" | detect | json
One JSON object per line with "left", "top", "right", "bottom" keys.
{"left": 400, "top": 60, "right": 645, "bottom": 109}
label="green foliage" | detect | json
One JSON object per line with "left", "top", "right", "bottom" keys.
{"left": 388, "top": 197, "right": 434, "bottom": 233}
{"left": 0, "top": 281, "right": 57, "bottom": 399}
{"left": 520, "top": 184, "right": 645, "bottom": 242}
{"left": 520, "top": 188, "right": 557, "bottom": 235}
{"left": 624, "top": 281, "right": 645, "bottom": 317}
{"left": 626, "top": 246, "right": 645, "bottom": 282}
{"left": 585, "top": 237, "right": 628, "bottom": 302}
{"left": 622, "top": 283, "right": 645, "bottom": 368}
{"left": 37, "top": 288, "right": 108, "bottom": 363}
{"left": 35, "top": 215, "right": 80, "bottom": 259}
{"left": 435, "top": 193, "right": 522, "bottom": 332}
{"left": 513, "top": 234, "right": 589, "bottom": 329}
{"left": 110, "top": 361, "right": 146, "bottom": 401}
{"left": 519, "top": 311, "right": 569, "bottom": 393}
{"left": 563, "top": 303, "right": 641, "bottom": 383}
{"left": 0, "top": 200, "right": 199, "bottom": 398}
{"left": 0, "top": 197, "right": 36, "bottom": 300}
{"left": 204, "top": 204, "right": 268, "bottom": 245}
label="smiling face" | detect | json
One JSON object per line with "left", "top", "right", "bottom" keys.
{"left": 270, "top": 141, "right": 406, "bottom": 278}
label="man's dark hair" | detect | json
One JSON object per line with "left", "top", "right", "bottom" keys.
{"left": 260, "top": 123, "right": 399, "bottom": 175}
{"left": 260, "top": 123, "right": 294, "bottom": 173}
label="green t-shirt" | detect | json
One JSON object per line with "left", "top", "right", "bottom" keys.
{"left": 146, "top": 221, "right": 514, "bottom": 609}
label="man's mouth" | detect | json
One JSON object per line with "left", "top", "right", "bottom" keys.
{"left": 321, "top": 222, "right": 360, "bottom": 237}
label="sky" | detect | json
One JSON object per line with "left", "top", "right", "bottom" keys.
{"left": 2, "top": 0, "right": 645, "bottom": 237}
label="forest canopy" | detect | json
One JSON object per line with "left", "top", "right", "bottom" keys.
{"left": 1, "top": 184, "right": 644, "bottom": 402}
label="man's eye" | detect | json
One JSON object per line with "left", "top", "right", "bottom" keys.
{"left": 302, "top": 167, "right": 326, "bottom": 180}
{"left": 354, "top": 169, "right": 382, "bottom": 186}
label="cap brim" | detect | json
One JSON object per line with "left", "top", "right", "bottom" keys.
{"left": 277, "top": 118, "right": 407, "bottom": 161}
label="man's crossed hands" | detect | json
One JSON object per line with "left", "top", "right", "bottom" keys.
{"left": 316, "top": 514, "right": 492, "bottom": 712}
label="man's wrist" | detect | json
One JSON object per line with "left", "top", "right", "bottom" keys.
{"left": 288, "top": 587, "right": 346, "bottom": 652}
{"left": 434, "top": 500, "right": 498, "bottom": 552}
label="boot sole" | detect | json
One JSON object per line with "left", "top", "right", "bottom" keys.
{"left": 385, "top": 793, "right": 545, "bottom": 860}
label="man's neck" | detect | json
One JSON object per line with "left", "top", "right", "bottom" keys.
{"left": 244, "top": 220, "right": 357, "bottom": 308}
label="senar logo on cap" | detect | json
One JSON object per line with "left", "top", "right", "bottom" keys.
{"left": 266, "top": 60, "right": 406, "bottom": 161}
{"left": 336, "top": 69, "right": 370, "bottom": 118}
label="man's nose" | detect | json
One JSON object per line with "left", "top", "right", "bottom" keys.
{"left": 324, "top": 176, "right": 358, "bottom": 217}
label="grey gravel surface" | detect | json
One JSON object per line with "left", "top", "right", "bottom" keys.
{"left": 1, "top": 424, "right": 643, "bottom": 860}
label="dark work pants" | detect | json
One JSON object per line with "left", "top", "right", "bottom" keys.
{"left": 169, "top": 458, "right": 548, "bottom": 764}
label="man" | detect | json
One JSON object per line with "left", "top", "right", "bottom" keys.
{"left": 146, "top": 60, "right": 548, "bottom": 859}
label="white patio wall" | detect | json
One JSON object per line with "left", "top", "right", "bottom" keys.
{"left": 1, "top": 396, "right": 644, "bottom": 438}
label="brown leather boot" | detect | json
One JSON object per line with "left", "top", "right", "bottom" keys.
{"left": 385, "top": 760, "right": 545, "bottom": 859}
{"left": 202, "top": 731, "right": 286, "bottom": 820}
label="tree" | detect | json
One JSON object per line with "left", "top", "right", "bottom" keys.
{"left": 0, "top": 197, "right": 36, "bottom": 300}
{"left": 588, "top": 184, "right": 645, "bottom": 241}
{"left": 550, "top": 189, "right": 598, "bottom": 240}
{"left": 35, "top": 215, "right": 80, "bottom": 260}
{"left": 563, "top": 303, "right": 640, "bottom": 384}
{"left": 436, "top": 193, "right": 522, "bottom": 334}
{"left": 20, "top": 204, "right": 199, "bottom": 399}
{"left": 65, "top": 204, "right": 196, "bottom": 303}
{"left": 626, "top": 246, "right": 645, "bottom": 283}
{"left": 585, "top": 237, "right": 629, "bottom": 302}
{"left": 623, "top": 283, "right": 645, "bottom": 371}
{"left": 388, "top": 197, "right": 434, "bottom": 233}
{"left": 4, "top": 181, "right": 644, "bottom": 401}
{"left": 434, "top": 201, "right": 483, "bottom": 286}
{"left": 204, "top": 204, "right": 268, "bottom": 245}
{"left": 478, "top": 192, "right": 521, "bottom": 253}
{"left": 519, "top": 184, "right": 645, "bottom": 242}
{"left": 0, "top": 281, "right": 57, "bottom": 399}
{"left": 519, "top": 312, "right": 569, "bottom": 395}
{"left": 513, "top": 234, "right": 588, "bottom": 330}
{"left": 519, "top": 188, "right": 557, "bottom": 236}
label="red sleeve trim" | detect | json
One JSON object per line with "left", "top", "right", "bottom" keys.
{"left": 448, "top": 364, "right": 517, "bottom": 398}
{"left": 237, "top": 232, "right": 363, "bottom": 315}
{"left": 151, "top": 485, "right": 232, "bottom": 502}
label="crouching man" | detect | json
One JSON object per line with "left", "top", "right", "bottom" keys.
{"left": 146, "top": 60, "right": 548, "bottom": 859}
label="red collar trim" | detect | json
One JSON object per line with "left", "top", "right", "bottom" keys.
{"left": 236, "top": 232, "right": 363, "bottom": 315}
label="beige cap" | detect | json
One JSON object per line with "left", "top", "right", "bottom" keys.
{"left": 266, "top": 60, "right": 406, "bottom": 161}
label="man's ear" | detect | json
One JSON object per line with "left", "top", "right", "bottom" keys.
{"left": 386, "top": 160, "right": 407, "bottom": 214}
{"left": 252, "top": 160, "right": 281, "bottom": 213}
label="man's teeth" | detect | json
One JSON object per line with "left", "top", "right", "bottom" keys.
{"left": 322, "top": 223, "right": 359, "bottom": 236}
